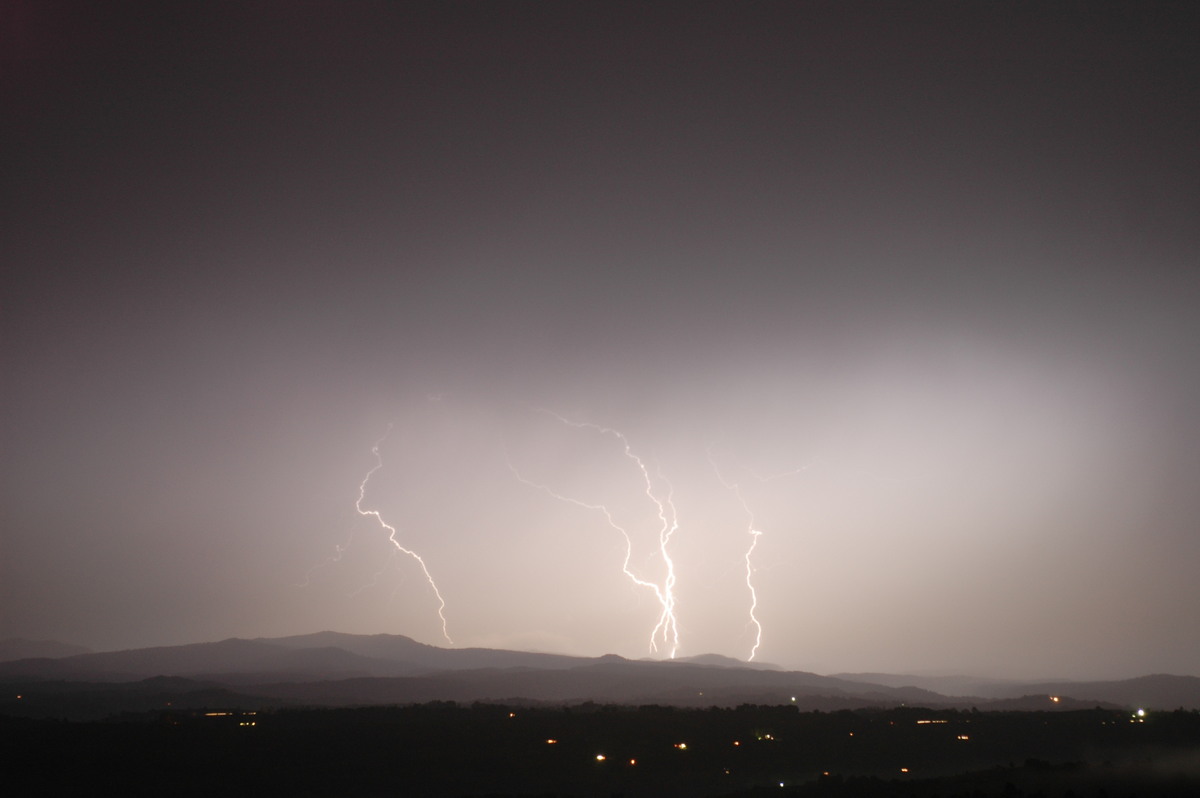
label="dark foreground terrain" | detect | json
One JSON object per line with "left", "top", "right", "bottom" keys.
{"left": 7, "top": 702, "right": 1200, "bottom": 797}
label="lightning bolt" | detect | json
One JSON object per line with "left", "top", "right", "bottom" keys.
{"left": 356, "top": 426, "right": 453, "bottom": 646}
{"left": 709, "top": 449, "right": 765, "bottom": 662}
{"left": 511, "top": 410, "right": 682, "bottom": 658}
{"left": 743, "top": 528, "right": 763, "bottom": 661}
{"left": 710, "top": 449, "right": 816, "bottom": 662}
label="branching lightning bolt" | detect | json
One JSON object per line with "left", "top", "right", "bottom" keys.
{"left": 512, "top": 410, "right": 682, "bottom": 658}
{"left": 356, "top": 426, "right": 453, "bottom": 646}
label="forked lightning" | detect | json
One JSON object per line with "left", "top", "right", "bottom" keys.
{"left": 512, "top": 410, "right": 682, "bottom": 658}
{"left": 355, "top": 427, "right": 453, "bottom": 645}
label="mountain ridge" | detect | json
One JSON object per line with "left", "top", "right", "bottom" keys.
{"left": 1, "top": 632, "right": 1195, "bottom": 717}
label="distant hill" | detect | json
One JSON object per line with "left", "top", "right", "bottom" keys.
{"left": 0, "top": 637, "right": 428, "bottom": 683}
{"left": 0, "top": 638, "right": 91, "bottom": 662}
{"left": 244, "top": 660, "right": 944, "bottom": 709}
{"left": 832, "top": 672, "right": 1029, "bottom": 697}
{"left": 0, "top": 632, "right": 1195, "bottom": 720}
{"left": 258, "top": 631, "right": 593, "bottom": 673}
{"left": 672, "top": 652, "right": 782, "bottom": 670}
{"left": 835, "top": 671, "right": 1200, "bottom": 711}
{"left": 1010, "top": 675, "right": 1200, "bottom": 710}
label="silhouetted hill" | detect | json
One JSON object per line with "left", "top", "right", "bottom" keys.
{"left": 1, "top": 633, "right": 1196, "bottom": 716}
{"left": 673, "top": 652, "right": 782, "bottom": 670}
{"left": 0, "top": 633, "right": 746, "bottom": 684}
{"left": 261, "top": 631, "right": 593, "bottom": 672}
{"left": 837, "top": 672, "right": 1200, "bottom": 710}
{"left": 216, "top": 660, "right": 956, "bottom": 709}
{"left": 970, "top": 693, "right": 1122, "bottom": 711}
{"left": 0, "top": 638, "right": 326, "bottom": 681}
{"left": 832, "top": 672, "right": 1028, "bottom": 697}
{"left": 0, "top": 638, "right": 91, "bottom": 662}
{"left": 0, "top": 639, "right": 444, "bottom": 683}
{"left": 1010, "top": 675, "right": 1200, "bottom": 710}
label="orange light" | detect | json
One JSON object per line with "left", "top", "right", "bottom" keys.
{"left": 546, "top": 739, "right": 557, "bottom": 744}
{"left": 595, "top": 754, "right": 606, "bottom": 762}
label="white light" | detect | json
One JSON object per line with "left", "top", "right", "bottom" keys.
{"left": 513, "top": 412, "right": 682, "bottom": 657}
{"left": 355, "top": 429, "right": 453, "bottom": 644}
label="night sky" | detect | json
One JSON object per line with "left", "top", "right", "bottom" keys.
{"left": 3, "top": 2, "right": 1198, "bottom": 680}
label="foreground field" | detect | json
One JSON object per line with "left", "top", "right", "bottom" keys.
{"left": 7, "top": 702, "right": 1200, "bottom": 797}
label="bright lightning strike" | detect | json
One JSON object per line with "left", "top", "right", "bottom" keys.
{"left": 356, "top": 426, "right": 453, "bottom": 646}
{"left": 743, "top": 529, "right": 763, "bottom": 660}
{"left": 710, "top": 450, "right": 765, "bottom": 662}
{"left": 512, "top": 410, "right": 682, "bottom": 658}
